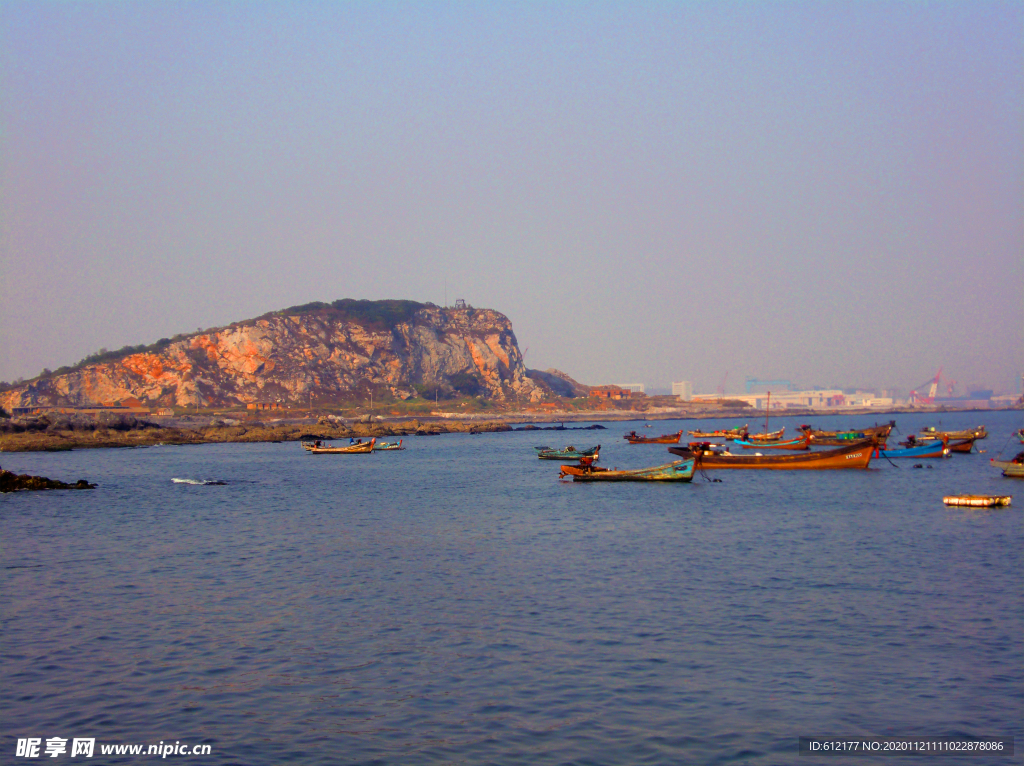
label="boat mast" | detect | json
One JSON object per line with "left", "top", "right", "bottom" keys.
{"left": 765, "top": 391, "right": 770, "bottom": 433}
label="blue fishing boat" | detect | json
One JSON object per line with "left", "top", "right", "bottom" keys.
{"left": 876, "top": 436, "right": 948, "bottom": 459}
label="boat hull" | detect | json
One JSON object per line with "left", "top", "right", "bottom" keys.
{"left": 669, "top": 439, "right": 875, "bottom": 469}
{"left": 689, "top": 425, "right": 747, "bottom": 439}
{"left": 625, "top": 431, "right": 683, "bottom": 444}
{"left": 735, "top": 434, "right": 810, "bottom": 450}
{"left": 877, "top": 439, "right": 947, "bottom": 459}
{"left": 990, "top": 459, "right": 1024, "bottom": 477}
{"left": 305, "top": 438, "right": 376, "bottom": 454}
{"left": 808, "top": 422, "right": 895, "bottom": 446}
{"left": 536, "top": 445, "right": 600, "bottom": 460}
{"left": 560, "top": 459, "right": 695, "bottom": 482}
{"left": 738, "top": 427, "right": 785, "bottom": 442}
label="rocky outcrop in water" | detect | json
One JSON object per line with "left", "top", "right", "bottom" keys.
{"left": 1, "top": 301, "right": 545, "bottom": 410}
{"left": 0, "top": 469, "right": 96, "bottom": 492}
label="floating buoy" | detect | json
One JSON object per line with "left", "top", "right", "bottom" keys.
{"left": 942, "top": 495, "right": 1012, "bottom": 508}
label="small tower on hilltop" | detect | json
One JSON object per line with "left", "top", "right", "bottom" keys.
{"left": 455, "top": 299, "right": 468, "bottom": 310}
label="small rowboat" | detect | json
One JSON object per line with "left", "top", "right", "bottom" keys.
{"left": 303, "top": 438, "right": 376, "bottom": 454}
{"left": 624, "top": 430, "right": 683, "bottom": 444}
{"left": 734, "top": 432, "right": 811, "bottom": 451}
{"left": 559, "top": 458, "right": 695, "bottom": 482}
{"left": 535, "top": 444, "right": 600, "bottom": 461}
{"left": 943, "top": 495, "right": 1012, "bottom": 507}
{"left": 373, "top": 439, "right": 404, "bottom": 451}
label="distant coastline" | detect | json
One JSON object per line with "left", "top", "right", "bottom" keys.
{"left": 1, "top": 404, "right": 1018, "bottom": 453}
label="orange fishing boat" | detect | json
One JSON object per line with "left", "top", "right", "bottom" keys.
{"left": 669, "top": 438, "right": 876, "bottom": 469}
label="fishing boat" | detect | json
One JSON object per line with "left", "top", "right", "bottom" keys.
{"left": 990, "top": 451, "right": 1024, "bottom": 477}
{"left": 876, "top": 436, "right": 948, "bottom": 459}
{"left": 738, "top": 427, "right": 786, "bottom": 442}
{"left": 668, "top": 439, "right": 876, "bottom": 469}
{"left": 373, "top": 439, "right": 405, "bottom": 451}
{"left": 945, "top": 437, "right": 977, "bottom": 453}
{"left": 559, "top": 458, "right": 695, "bottom": 482}
{"left": 624, "top": 430, "right": 683, "bottom": 444}
{"left": 303, "top": 438, "right": 376, "bottom": 454}
{"left": 921, "top": 425, "right": 987, "bottom": 440}
{"left": 901, "top": 434, "right": 975, "bottom": 453}
{"left": 535, "top": 444, "right": 600, "bottom": 461}
{"left": 805, "top": 421, "right": 895, "bottom": 446}
{"left": 942, "top": 495, "right": 1012, "bottom": 507}
{"left": 733, "top": 432, "right": 810, "bottom": 450}
{"left": 688, "top": 424, "right": 748, "bottom": 439}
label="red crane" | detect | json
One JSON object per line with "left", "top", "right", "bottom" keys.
{"left": 910, "top": 367, "right": 943, "bottom": 405}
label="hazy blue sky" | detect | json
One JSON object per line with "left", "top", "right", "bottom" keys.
{"left": 3, "top": 1, "right": 1021, "bottom": 395}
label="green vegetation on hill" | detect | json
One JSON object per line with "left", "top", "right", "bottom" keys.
{"left": 272, "top": 299, "right": 428, "bottom": 330}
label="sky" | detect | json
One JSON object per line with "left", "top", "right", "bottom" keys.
{"left": 2, "top": 1, "right": 1022, "bottom": 396}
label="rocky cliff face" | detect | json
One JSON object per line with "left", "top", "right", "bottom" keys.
{"left": 1, "top": 303, "right": 546, "bottom": 410}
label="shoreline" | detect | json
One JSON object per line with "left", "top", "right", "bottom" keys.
{"left": 1, "top": 404, "right": 1017, "bottom": 453}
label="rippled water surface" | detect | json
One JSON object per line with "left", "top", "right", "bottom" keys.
{"left": 3, "top": 411, "right": 1022, "bottom": 764}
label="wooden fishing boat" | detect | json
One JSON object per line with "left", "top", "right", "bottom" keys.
{"left": 668, "top": 439, "right": 876, "bottom": 469}
{"left": 688, "top": 424, "right": 748, "bottom": 439}
{"left": 734, "top": 432, "right": 811, "bottom": 450}
{"left": 902, "top": 435, "right": 975, "bottom": 453}
{"left": 945, "top": 437, "right": 977, "bottom": 453}
{"left": 921, "top": 425, "right": 987, "bottom": 440}
{"left": 559, "top": 458, "right": 695, "bottom": 482}
{"left": 805, "top": 421, "right": 895, "bottom": 446}
{"left": 373, "top": 439, "right": 405, "bottom": 451}
{"left": 624, "top": 430, "right": 683, "bottom": 444}
{"left": 991, "top": 452, "right": 1024, "bottom": 477}
{"left": 535, "top": 444, "right": 600, "bottom": 460}
{"left": 876, "top": 437, "right": 948, "bottom": 459}
{"left": 738, "top": 427, "right": 786, "bottom": 442}
{"left": 303, "top": 437, "right": 376, "bottom": 454}
{"left": 942, "top": 495, "right": 1012, "bottom": 507}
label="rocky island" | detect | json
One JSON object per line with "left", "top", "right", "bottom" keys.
{"left": 1, "top": 300, "right": 548, "bottom": 412}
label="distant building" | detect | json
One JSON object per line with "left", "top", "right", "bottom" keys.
{"left": 671, "top": 381, "right": 693, "bottom": 401}
{"left": 589, "top": 386, "right": 635, "bottom": 400}
{"left": 690, "top": 389, "right": 885, "bottom": 409}
{"left": 616, "top": 383, "right": 645, "bottom": 394}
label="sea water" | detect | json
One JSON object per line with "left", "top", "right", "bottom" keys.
{"left": 2, "top": 410, "right": 1021, "bottom": 764}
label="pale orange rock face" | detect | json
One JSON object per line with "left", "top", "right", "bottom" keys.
{"left": 2, "top": 307, "right": 543, "bottom": 410}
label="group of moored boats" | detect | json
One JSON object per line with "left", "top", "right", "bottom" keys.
{"left": 545, "top": 421, "right": 1021, "bottom": 491}
{"left": 294, "top": 421, "right": 1021, "bottom": 498}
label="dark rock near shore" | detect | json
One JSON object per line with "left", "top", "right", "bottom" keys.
{"left": 0, "top": 469, "right": 96, "bottom": 492}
